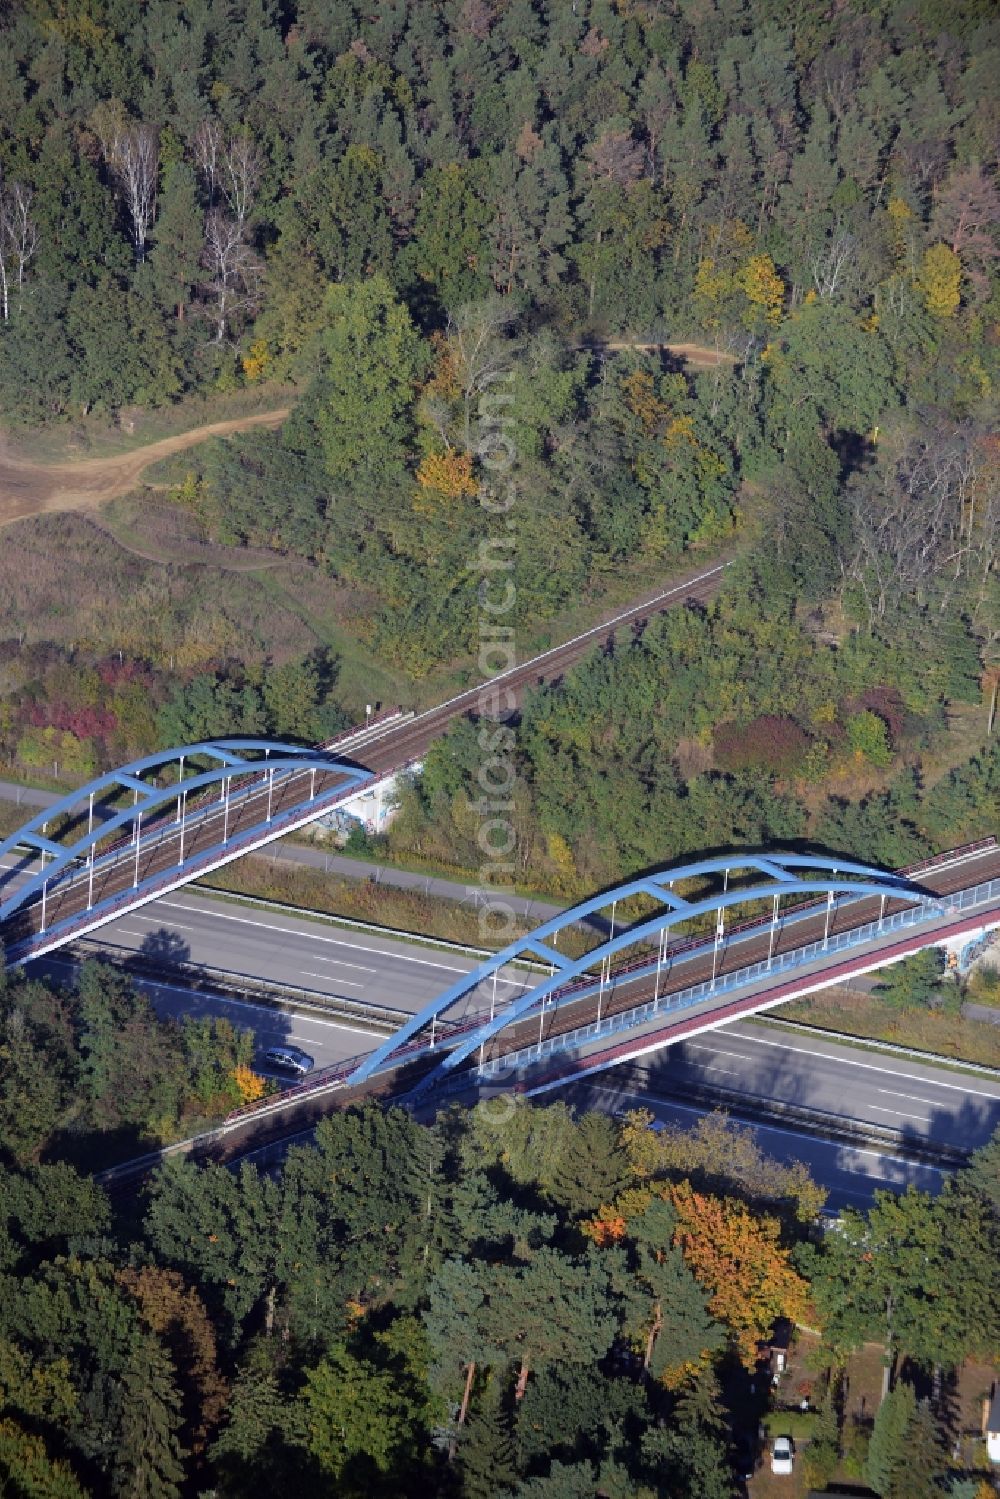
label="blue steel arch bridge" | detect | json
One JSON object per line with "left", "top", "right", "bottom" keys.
{"left": 0, "top": 740, "right": 371, "bottom": 966}
{"left": 0, "top": 738, "right": 997, "bottom": 1126}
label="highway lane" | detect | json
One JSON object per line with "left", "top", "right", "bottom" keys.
{"left": 632, "top": 1020, "right": 1000, "bottom": 1151}
{"left": 38, "top": 922, "right": 998, "bottom": 1179}
{"left": 0, "top": 848, "right": 537, "bottom": 1021}
{"left": 564, "top": 1076, "right": 948, "bottom": 1210}
{"left": 36, "top": 955, "right": 388, "bottom": 1078}
{"left": 30, "top": 881, "right": 539, "bottom": 1066}
{"left": 484, "top": 842, "right": 1000, "bottom": 1070}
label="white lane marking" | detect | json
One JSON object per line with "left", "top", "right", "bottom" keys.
{"left": 292, "top": 955, "right": 376, "bottom": 973}
{"left": 298, "top": 971, "right": 366, "bottom": 988}
{"left": 685, "top": 1044, "right": 751, "bottom": 1061}
{"left": 876, "top": 1088, "right": 943, "bottom": 1107}
{"left": 702, "top": 1065, "right": 740, "bottom": 1076}
{"left": 124, "top": 913, "right": 195, "bottom": 931}
{"left": 729, "top": 1032, "right": 1000, "bottom": 1101}
{"left": 592, "top": 1085, "right": 945, "bottom": 1174}
{"left": 868, "top": 1105, "right": 927, "bottom": 1122}
{"left": 116, "top": 971, "right": 388, "bottom": 1036}
{"left": 148, "top": 898, "right": 481, "bottom": 973}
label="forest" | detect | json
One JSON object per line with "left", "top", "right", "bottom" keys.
{"left": 1, "top": 3, "right": 999, "bottom": 1493}
{"left": 0, "top": 0, "right": 996, "bottom": 892}
{"left": 1, "top": 1040, "right": 999, "bottom": 1499}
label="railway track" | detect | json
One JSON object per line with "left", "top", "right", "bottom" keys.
{"left": 2, "top": 556, "right": 731, "bottom": 956}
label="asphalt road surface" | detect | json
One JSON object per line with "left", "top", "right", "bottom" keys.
{"left": 38, "top": 910, "right": 1000, "bottom": 1203}
{"left": 32, "top": 882, "right": 537, "bottom": 1073}
{"left": 565, "top": 1075, "right": 950, "bottom": 1210}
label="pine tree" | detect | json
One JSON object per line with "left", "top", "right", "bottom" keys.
{"left": 898, "top": 1402, "right": 948, "bottom": 1499}
{"left": 458, "top": 1387, "right": 518, "bottom": 1497}
{"left": 149, "top": 162, "right": 202, "bottom": 320}
{"left": 112, "top": 1336, "right": 187, "bottom": 1499}
{"left": 865, "top": 1382, "right": 916, "bottom": 1497}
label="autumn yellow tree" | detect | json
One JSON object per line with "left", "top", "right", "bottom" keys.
{"left": 232, "top": 1064, "right": 267, "bottom": 1105}
{"left": 621, "top": 369, "right": 669, "bottom": 435}
{"left": 241, "top": 338, "right": 270, "bottom": 381}
{"left": 917, "top": 242, "right": 962, "bottom": 317}
{"left": 415, "top": 450, "right": 478, "bottom": 498}
{"left": 669, "top": 1181, "right": 808, "bottom": 1367}
{"left": 738, "top": 253, "right": 785, "bottom": 327}
{"left": 118, "top": 1266, "right": 228, "bottom": 1452}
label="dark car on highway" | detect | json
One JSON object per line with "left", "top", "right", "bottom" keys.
{"left": 263, "top": 1045, "right": 314, "bottom": 1076}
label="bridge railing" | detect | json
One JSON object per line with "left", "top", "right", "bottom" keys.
{"left": 530, "top": 836, "right": 1000, "bottom": 1012}
{"left": 4, "top": 768, "right": 369, "bottom": 961}
{"left": 113, "top": 873, "right": 997, "bottom": 1173}
{"left": 472, "top": 875, "right": 1000, "bottom": 1082}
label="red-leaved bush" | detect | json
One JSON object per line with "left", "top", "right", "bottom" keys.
{"left": 714, "top": 715, "right": 811, "bottom": 774}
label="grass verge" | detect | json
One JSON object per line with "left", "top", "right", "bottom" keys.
{"left": 774, "top": 984, "right": 1000, "bottom": 1069}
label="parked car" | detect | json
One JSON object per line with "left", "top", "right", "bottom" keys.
{"left": 263, "top": 1045, "right": 314, "bottom": 1076}
{"left": 770, "top": 1435, "right": 794, "bottom": 1475}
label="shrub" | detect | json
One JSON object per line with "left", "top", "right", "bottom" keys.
{"left": 714, "top": 715, "right": 811, "bottom": 775}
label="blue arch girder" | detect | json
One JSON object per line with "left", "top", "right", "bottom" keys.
{"left": 348, "top": 853, "right": 939, "bottom": 1091}
{"left": 0, "top": 740, "right": 371, "bottom": 938}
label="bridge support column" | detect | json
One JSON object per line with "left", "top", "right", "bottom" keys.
{"left": 597, "top": 900, "right": 617, "bottom": 1023}
{"left": 133, "top": 812, "right": 142, "bottom": 888}
{"left": 768, "top": 893, "right": 780, "bottom": 967}
{"left": 711, "top": 906, "right": 725, "bottom": 988}
{"left": 479, "top": 972, "right": 500, "bottom": 1067}
{"left": 823, "top": 888, "right": 836, "bottom": 948}
{"left": 177, "top": 791, "right": 187, "bottom": 865}
{"left": 654, "top": 927, "right": 670, "bottom": 1001}
{"left": 87, "top": 844, "right": 95, "bottom": 911}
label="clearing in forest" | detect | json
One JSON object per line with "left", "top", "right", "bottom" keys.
{"left": 0, "top": 407, "right": 289, "bottom": 527}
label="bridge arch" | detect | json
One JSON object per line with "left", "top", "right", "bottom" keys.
{"left": 0, "top": 740, "right": 370, "bottom": 961}
{"left": 349, "top": 853, "right": 938, "bottom": 1091}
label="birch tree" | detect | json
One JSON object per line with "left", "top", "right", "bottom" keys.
{"left": 0, "top": 178, "right": 38, "bottom": 320}
{"left": 101, "top": 121, "right": 159, "bottom": 257}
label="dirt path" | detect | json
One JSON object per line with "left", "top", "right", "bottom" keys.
{"left": 603, "top": 340, "right": 739, "bottom": 369}
{"left": 0, "top": 407, "right": 289, "bottom": 528}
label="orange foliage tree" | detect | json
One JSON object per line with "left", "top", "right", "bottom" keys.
{"left": 118, "top": 1266, "right": 228, "bottom": 1453}
{"left": 232, "top": 1064, "right": 266, "bottom": 1105}
{"left": 669, "top": 1181, "right": 808, "bottom": 1368}
{"left": 415, "top": 450, "right": 478, "bottom": 498}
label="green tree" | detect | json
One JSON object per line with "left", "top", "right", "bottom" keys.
{"left": 846, "top": 709, "right": 892, "bottom": 767}
{"left": 299, "top": 1344, "right": 427, "bottom": 1494}
{"left": 546, "top": 1112, "right": 630, "bottom": 1216}
{"left": 642, "top": 1370, "right": 735, "bottom": 1499}
{"left": 875, "top": 951, "right": 945, "bottom": 1011}
{"left": 311, "top": 276, "right": 426, "bottom": 493}
{"left": 457, "top": 1384, "right": 518, "bottom": 1497}
{"left": 112, "top": 1335, "right": 187, "bottom": 1499}
{"left": 865, "top": 1382, "right": 916, "bottom": 1498}
{"left": 149, "top": 161, "right": 202, "bottom": 320}
{"left": 0, "top": 1418, "right": 88, "bottom": 1499}
{"left": 765, "top": 300, "right": 895, "bottom": 448}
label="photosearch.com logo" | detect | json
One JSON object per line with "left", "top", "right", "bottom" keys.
{"left": 469, "top": 368, "right": 518, "bottom": 948}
